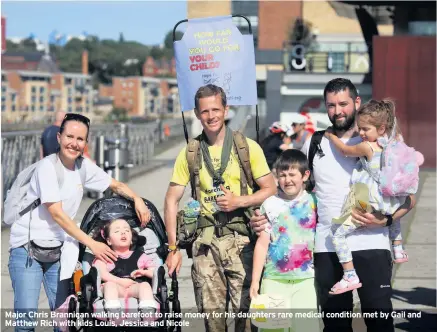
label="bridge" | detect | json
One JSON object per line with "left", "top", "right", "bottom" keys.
{"left": 1, "top": 111, "right": 436, "bottom": 331}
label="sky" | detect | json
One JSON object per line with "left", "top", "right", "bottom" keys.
{"left": 1, "top": 0, "right": 188, "bottom": 45}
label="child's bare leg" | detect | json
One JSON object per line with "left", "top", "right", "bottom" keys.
{"left": 342, "top": 261, "right": 355, "bottom": 271}
{"left": 103, "top": 282, "right": 124, "bottom": 319}
{"left": 389, "top": 219, "right": 409, "bottom": 263}
{"left": 127, "top": 283, "right": 157, "bottom": 313}
{"left": 103, "top": 281, "right": 121, "bottom": 301}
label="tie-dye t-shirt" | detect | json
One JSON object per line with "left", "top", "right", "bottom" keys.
{"left": 261, "top": 191, "right": 317, "bottom": 280}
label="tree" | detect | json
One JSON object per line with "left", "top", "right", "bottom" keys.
{"left": 21, "top": 37, "right": 37, "bottom": 50}
{"left": 106, "top": 107, "right": 129, "bottom": 122}
{"left": 119, "top": 32, "right": 125, "bottom": 43}
{"left": 150, "top": 46, "right": 164, "bottom": 59}
{"left": 287, "top": 18, "right": 317, "bottom": 50}
{"left": 164, "top": 30, "right": 183, "bottom": 49}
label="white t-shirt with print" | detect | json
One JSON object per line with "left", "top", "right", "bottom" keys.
{"left": 9, "top": 157, "right": 112, "bottom": 249}
{"left": 302, "top": 135, "right": 390, "bottom": 253}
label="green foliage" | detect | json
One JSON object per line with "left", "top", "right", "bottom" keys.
{"left": 5, "top": 29, "right": 178, "bottom": 84}
{"left": 119, "top": 32, "right": 125, "bottom": 43}
{"left": 287, "top": 18, "right": 317, "bottom": 50}
{"left": 164, "top": 30, "right": 183, "bottom": 49}
{"left": 105, "top": 107, "right": 129, "bottom": 123}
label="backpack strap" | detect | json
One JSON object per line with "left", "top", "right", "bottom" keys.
{"left": 307, "top": 130, "right": 325, "bottom": 191}
{"left": 232, "top": 131, "right": 254, "bottom": 194}
{"left": 186, "top": 135, "right": 202, "bottom": 201}
{"left": 19, "top": 155, "right": 86, "bottom": 217}
{"left": 76, "top": 157, "right": 87, "bottom": 187}
{"left": 47, "top": 153, "right": 65, "bottom": 188}
{"left": 186, "top": 132, "right": 255, "bottom": 200}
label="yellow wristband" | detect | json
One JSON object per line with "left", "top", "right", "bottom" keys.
{"left": 168, "top": 245, "right": 178, "bottom": 251}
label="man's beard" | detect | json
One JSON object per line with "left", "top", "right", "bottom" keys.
{"left": 329, "top": 109, "right": 356, "bottom": 131}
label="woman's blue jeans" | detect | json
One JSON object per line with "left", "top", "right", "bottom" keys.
{"left": 8, "top": 246, "right": 69, "bottom": 332}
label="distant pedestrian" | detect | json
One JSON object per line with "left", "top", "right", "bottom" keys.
{"left": 261, "top": 122, "right": 290, "bottom": 170}
{"left": 281, "top": 113, "right": 312, "bottom": 151}
{"left": 40, "top": 111, "right": 66, "bottom": 158}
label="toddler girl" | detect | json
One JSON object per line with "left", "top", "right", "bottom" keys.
{"left": 325, "top": 99, "right": 419, "bottom": 295}
{"left": 93, "top": 218, "right": 158, "bottom": 315}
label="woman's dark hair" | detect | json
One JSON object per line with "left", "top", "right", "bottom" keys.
{"left": 93, "top": 219, "right": 145, "bottom": 250}
{"left": 274, "top": 149, "right": 309, "bottom": 176}
{"left": 59, "top": 113, "right": 91, "bottom": 140}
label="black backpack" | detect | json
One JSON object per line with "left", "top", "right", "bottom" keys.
{"left": 307, "top": 130, "right": 325, "bottom": 192}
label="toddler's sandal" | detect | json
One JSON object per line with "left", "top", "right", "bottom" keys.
{"left": 393, "top": 251, "right": 409, "bottom": 264}
{"left": 329, "top": 277, "right": 362, "bottom": 295}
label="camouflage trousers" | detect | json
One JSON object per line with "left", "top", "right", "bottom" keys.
{"left": 191, "top": 231, "right": 254, "bottom": 332}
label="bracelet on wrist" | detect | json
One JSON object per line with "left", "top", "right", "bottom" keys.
{"left": 168, "top": 244, "right": 179, "bottom": 252}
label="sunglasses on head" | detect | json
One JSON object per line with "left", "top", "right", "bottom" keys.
{"left": 63, "top": 113, "right": 90, "bottom": 127}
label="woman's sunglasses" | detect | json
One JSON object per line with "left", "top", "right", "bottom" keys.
{"left": 63, "top": 113, "right": 90, "bottom": 127}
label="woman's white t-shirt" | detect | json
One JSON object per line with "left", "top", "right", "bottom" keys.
{"left": 9, "top": 157, "right": 112, "bottom": 249}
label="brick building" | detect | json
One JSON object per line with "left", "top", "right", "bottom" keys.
{"left": 1, "top": 50, "right": 93, "bottom": 123}
{"left": 108, "top": 76, "right": 179, "bottom": 119}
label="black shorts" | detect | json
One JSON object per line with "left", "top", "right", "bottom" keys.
{"left": 314, "top": 250, "right": 394, "bottom": 332}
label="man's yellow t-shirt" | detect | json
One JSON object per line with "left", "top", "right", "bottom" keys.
{"left": 171, "top": 138, "right": 270, "bottom": 215}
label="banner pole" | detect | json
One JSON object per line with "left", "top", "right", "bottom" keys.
{"left": 256, "top": 104, "right": 259, "bottom": 143}
{"left": 233, "top": 15, "right": 259, "bottom": 143}
{"left": 181, "top": 111, "right": 189, "bottom": 143}
{"left": 173, "top": 19, "right": 189, "bottom": 143}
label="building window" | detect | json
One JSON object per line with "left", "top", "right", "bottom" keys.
{"left": 12, "top": 105, "right": 16, "bottom": 112}
{"left": 68, "top": 87, "right": 73, "bottom": 95}
{"left": 68, "top": 97, "right": 72, "bottom": 104}
{"left": 68, "top": 106, "right": 72, "bottom": 112}
{"left": 31, "top": 105, "right": 36, "bottom": 112}
{"left": 39, "top": 96, "right": 44, "bottom": 103}
{"left": 40, "top": 105, "right": 44, "bottom": 112}
{"left": 40, "top": 87, "right": 45, "bottom": 94}
{"left": 1, "top": 86, "right": 6, "bottom": 94}
{"left": 31, "top": 86, "right": 36, "bottom": 93}
{"left": 85, "top": 106, "right": 90, "bottom": 113}
{"left": 31, "top": 96, "right": 36, "bottom": 103}
{"left": 50, "top": 95, "right": 55, "bottom": 103}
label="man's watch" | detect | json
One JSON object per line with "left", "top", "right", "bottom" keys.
{"left": 385, "top": 214, "right": 393, "bottom": 227}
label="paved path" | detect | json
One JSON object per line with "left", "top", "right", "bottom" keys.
{"left": 1, "top": 142, "right": 436, "bottom": 331}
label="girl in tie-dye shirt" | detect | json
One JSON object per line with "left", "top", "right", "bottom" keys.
{"left": 250, "top": 150, "right": 318, "bottom": 332}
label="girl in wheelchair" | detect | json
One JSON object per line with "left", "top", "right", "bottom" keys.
{"left": 93, "top": 218, "right": 159, "bottom": 316}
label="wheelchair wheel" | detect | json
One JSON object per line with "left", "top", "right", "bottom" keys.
{"left": 68, "top": 297, "right": 78, "bottom": 332}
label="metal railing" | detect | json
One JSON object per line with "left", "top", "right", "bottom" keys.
{"left": 1, "top": 118, "right": 191, "bottom": 199}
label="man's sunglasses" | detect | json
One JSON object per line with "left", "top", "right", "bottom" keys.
{"left": 63, "top": 113, "right": 90, "bottom": 127}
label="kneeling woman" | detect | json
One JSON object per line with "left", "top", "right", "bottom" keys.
{"left": 8, "top": 113, "right": 151, "bottom": 329}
